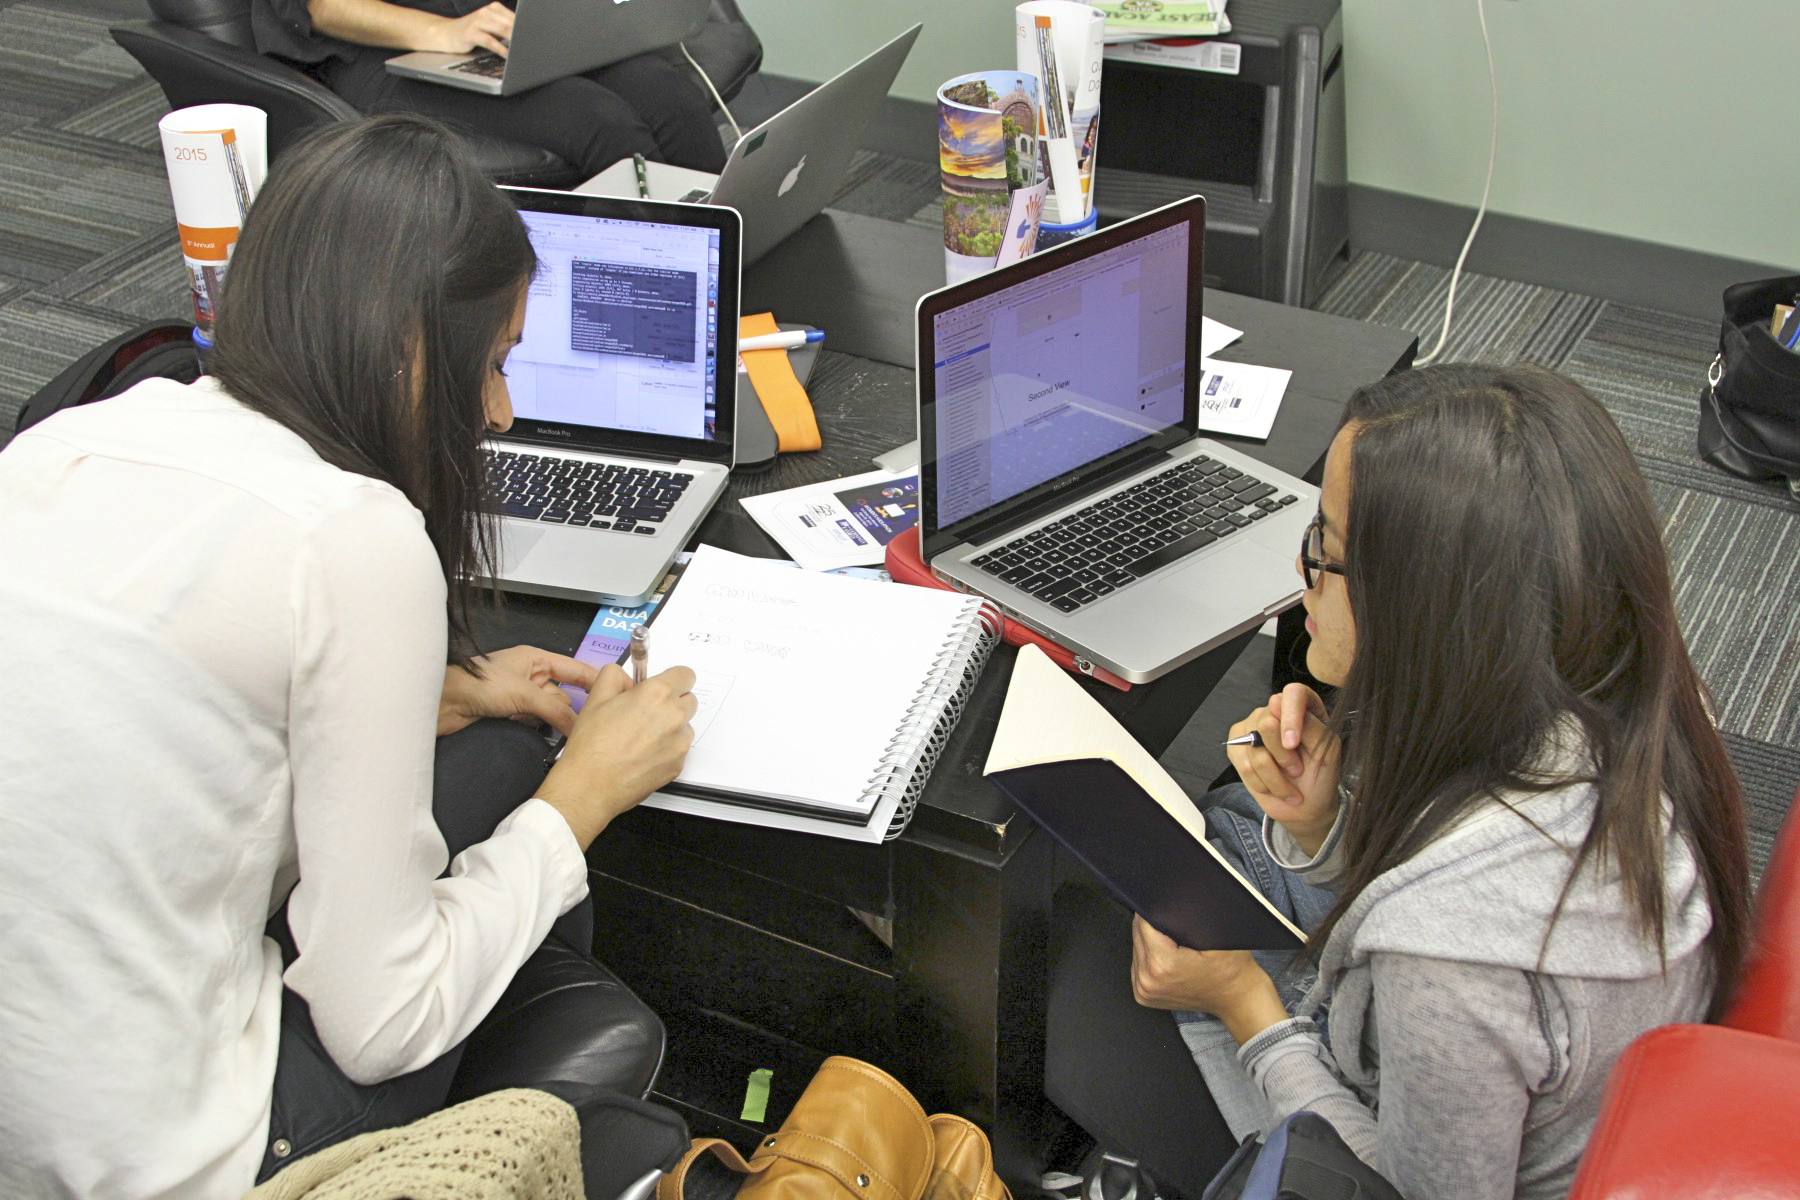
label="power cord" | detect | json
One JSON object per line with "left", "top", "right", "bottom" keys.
{"left": 680, "top": 42, "right": 744, "bottom": 143}
{"left": 1415, "top": 0, "right": 1498, "bottom": 366}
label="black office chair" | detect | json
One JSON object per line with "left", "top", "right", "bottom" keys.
{"left": 111, "top": 0, "right": 762, "bottom": 189}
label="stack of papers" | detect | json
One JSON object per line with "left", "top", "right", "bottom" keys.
{"left": 1197, "top": 316, "right": 1291, "bottom": 441}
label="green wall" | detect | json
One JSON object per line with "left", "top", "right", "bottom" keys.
{"left": 736, "top": 0, "right": 1799, "bottom": 269}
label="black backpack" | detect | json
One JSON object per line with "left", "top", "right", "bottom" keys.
{"left": 1203, "top": 1112, "right": 1404, "bottom": 1200}
{"left": 14, "top": 319, "right": 200, "bottom": 435}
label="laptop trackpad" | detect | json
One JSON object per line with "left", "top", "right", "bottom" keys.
{"left": 1168, "top": 539, "right": 1297, "bottom": 617}
{"left": 500, "top": 524, "right": 548, "bottom": 569}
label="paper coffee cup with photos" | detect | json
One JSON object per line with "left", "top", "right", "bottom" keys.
{"left": 157, "top": 104, "right": 268, "bottom": 335}
{"left": 939, "top": 70, "right": 1049, "bottom": 284}
{"left": 1014, "top": 0, "right": 1104, "bottom": 226}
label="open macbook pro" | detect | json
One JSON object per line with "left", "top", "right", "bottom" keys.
{"left": 577, "top": 24, "right": 921, "bottom": 264}
{"left": 485, "top": 187, "right": 739, "bottom": 606}
{"left": 917, "top": 197, "right": 1320, "bottom": 685}
{"left": 386, "top": 0, "right": 709, "bottom": 96}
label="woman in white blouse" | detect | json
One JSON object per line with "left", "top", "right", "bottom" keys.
{"left": 0, "top": 113, "right": 696, "bottom": 1199}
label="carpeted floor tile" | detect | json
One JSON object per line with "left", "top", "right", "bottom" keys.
{"left": 42, "top": 225, "right": 186, "bottom": 318}
{"left": 1724, "top": 732, "right": 1800, "bottom": 884}
{"left": 0, "top": 3, "right": 143, "bottom": 124}
{"left": 55, "top": 76, "right": 167, "bottom": 147}
{"left": 0, "top": 293, "right": 141, "bottom": 428}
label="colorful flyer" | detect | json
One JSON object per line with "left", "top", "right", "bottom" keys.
{"left": 939, "top": 70, "right": 1044, "bottom": 284}
{"left": 1194, "top": 359, "right": 1292, "bottom": 441}
{"left": 739, "top": 468, "right": 921, "bottom": 571}
{"left": 997, "top": 181, "right": 1050, "bottom": 264}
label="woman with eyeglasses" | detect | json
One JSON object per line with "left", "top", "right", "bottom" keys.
{"left": 1126, "top": 364, "right": 1750, "bottom": 1198}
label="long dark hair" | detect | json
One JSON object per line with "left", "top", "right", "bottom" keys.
{"left": 1314, "top": 363, "right": 1749, "bottom": 1014}
{"left": 209, "top": 113, "right": 536, "bottom": 663}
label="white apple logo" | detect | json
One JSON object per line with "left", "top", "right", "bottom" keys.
{"left": 778, "top": 156, "right": 806, "bottom": 197}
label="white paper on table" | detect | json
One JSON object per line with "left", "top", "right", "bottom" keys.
{"left": 1200, "top": 316, "right": 1242, "bottom": 360}
{"left": 637, "top": 545, "right": 985, "bottom": 842}
{"left": 641, "top": 786, "right": 902, "bottom": 844}
{"left": 1195, "top": 358, "right": 1291, "bottom": 440}
{"left": 738, "top": 466, "right": 920, "bottom": 571}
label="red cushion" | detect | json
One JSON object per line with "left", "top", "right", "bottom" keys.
{"left": 1569, "top": 1024, "right": 1800, "bottom": 1199}
{"left": 1723, "top": 782, "right": 1800, "bottom": 1039}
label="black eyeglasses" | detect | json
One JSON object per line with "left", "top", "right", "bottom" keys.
{"left": 1300, "top": 510, "right": 1348, "bottom": 590}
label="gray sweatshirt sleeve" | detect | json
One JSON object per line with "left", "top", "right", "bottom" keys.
{"left": 1241, "top": 952, "right": 1552, "bottom": 1200}
{"left": 1263, "top": 786, "right": 1351, "bottom": 887}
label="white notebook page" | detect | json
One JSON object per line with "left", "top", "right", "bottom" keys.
{"left": 650, "top": 545, "right": 984, "bottom": 810}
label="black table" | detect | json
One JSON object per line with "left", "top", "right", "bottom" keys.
{"left": 488, "top": 210, "right": 1416, "bottom": 1185}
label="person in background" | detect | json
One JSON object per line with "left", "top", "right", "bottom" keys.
{"left": 254, "top": 0, "right": 729, "bottom": 177}
{"left": 1129, "top": 363, "right": 1751, "bottom": 1199}
{"left": 0, "top": 114, "right": 695, "bottom": 1199}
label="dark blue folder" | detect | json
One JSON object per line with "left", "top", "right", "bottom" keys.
{"left": 989, "top": 757, "right": 1304, "bottom": 950}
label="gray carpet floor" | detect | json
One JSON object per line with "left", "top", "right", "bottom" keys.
{"left": 4, "top": 0, "right": 1796, "bottom": 876}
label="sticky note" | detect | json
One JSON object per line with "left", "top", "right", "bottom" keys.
{"left": 741, "top": 1067, "right": 773, "bottom": 1123}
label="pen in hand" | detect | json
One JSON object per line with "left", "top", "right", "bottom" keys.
{"left": 629, "top": 623, "right": 649, "bottom": 685}
{"left": 1221, "top": 731, "right": 1264, "bottom": 748}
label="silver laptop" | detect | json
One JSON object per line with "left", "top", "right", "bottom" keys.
{"left": 386, "top": 0, "right": 709, "bottom": 96}
{"left": 485, "top": 187, "right": 739, "bottom": 606}
{"left": 579, "top": 24, "right": 920, "bottom": 265}
{"left": 916, "top": 197, "right": 1321, "bottom": 685}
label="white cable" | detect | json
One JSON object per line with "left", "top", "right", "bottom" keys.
{"left": 680, "top": 42, "right": 743, "bottom": 143}
{"left": 1415, "top": 0, "right": 1498, "bottom": 367}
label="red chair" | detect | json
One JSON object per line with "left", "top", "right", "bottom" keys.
{"left": 1569, "top": 780, "right": 1800, "bottom": 1199}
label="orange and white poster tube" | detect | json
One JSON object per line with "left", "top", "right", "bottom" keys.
{"left": 1015, "top": 0, "right": 1105, "bottom": 225}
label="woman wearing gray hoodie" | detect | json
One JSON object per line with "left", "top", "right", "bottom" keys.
{"left": 1130, "top": 364, "right": 1751, "bottom": 1199}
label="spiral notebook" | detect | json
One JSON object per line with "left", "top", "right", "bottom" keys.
{"left": 638, "top": 545, "right": 997, "bottom": 841}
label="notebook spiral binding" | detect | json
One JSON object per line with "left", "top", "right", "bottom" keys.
{"left": 856, "top": 599, "right": 1001, "bottom": 840}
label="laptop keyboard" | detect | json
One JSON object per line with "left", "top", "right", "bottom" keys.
{"left": 969, "top": 455, "right": 1300, "bottom": 613}
{"left": 484, "top": 449, "right": 693, "bottom": 537}
{"left": 449, "top": 51, "right": 507, "bottom": 79}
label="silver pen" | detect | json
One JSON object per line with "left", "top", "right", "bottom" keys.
{"left": 629, "top": 624, "right": 650, "bottom": 684}
{"left": 1221, "top": 731, "right": 1264, "bottom": 748}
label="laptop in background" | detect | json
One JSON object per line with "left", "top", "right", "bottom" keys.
{"left": 484, "top": 187, "right": 740, "bottom": 607}
{"left": 386, "top": 0, "right": 709, "bottom": 96}
{"left": 916, "top": 197, "right": 1321, "bottom": 685}
{"left": 577, "top": 24, "right": 922, "bottom": 264}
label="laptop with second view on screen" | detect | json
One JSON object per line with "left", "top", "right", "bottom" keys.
{"left": 385, "top": 0, "right": 710, "bottom": 96}
{"left": 915, "top": 197, "right": 1321, "bottom": 685}
{"left": 481, "top": 187, "right": 740, "bottom": 607}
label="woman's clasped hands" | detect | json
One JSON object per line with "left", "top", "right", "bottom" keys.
{"left": 1227, "top": 681, "right": 1342, "bottom": 858}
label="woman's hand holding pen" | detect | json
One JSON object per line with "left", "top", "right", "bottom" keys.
{"left": 1227, "top": 682, "right": 1341, "bottom": 857}
{"left": 538, "top": 663, "right": 697, "bottom": 850}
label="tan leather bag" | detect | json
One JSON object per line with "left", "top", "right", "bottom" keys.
{"left": 655, "top": 1057, "right": 1009, "bottom": 1200}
